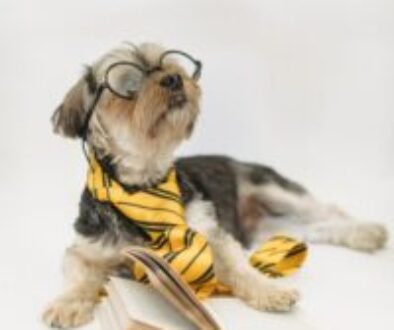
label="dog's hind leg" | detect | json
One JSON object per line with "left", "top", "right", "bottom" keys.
{"left": 236, "top": 163, "right": 388, "bottom": 252}
{"left": 42, "top": 237, "right": 121, "bottom": 328}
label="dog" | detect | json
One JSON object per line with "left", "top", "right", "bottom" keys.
{"left": 43, "top": 42, "right": 388, "bottom": 328}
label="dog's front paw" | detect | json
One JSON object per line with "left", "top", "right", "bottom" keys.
{"left": 235, "top": 280, "right": 299, "bottom": 312}
{"left": 345, "top": 222, "right": 388, "bottom": 252}
{"left": 248, "top": 286, "right": 299, "bottom": 312}
{"left": 42, "top": 295, "right": 95, "bottom": 328}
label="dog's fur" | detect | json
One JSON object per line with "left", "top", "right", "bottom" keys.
{"left": 43, "top": 43, "right": 388, "bottom": 328}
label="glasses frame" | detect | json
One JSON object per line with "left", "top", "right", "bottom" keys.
{"left": 103, "top": 49, "right": 202, "bottom": 100}
{"left": 80, "top": 49, "right": 202, "bottom": 138}
{"left": 104, "top": 61, "right": 146, "bottom": 99}
{"left": 158, "top": 49, "right": 202, "bottom": 81}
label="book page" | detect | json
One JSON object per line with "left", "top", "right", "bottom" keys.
{"left": 96, "top": 298, "right": 121, "bottom": 330}
{"left": 121, "top": 247, "right": 221, "bottom": 330}
{"left": 110, "top": 277, "right": 198, "bottom": 330}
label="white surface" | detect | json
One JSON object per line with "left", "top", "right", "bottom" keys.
{"left": 0, "top": 0, "right": 393, "bottom": 329}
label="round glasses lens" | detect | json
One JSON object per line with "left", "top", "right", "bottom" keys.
{"left": 160, "top": 52, "right": 200, "bottom": 80}
{"left": 106, "top": 63, "right": 144, "bottom": 98}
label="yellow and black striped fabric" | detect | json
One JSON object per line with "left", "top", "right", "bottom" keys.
{"left": 250, "top": 236, "right": 307, "bottom": 278}
{"left": 87, "top": 156, "right": 307, "bottom": 299}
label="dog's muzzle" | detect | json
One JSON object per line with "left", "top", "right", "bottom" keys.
{"left": 169, "top": 93, "right": 187, "bottom": 109}
{"left": 160, "top": 74, "right": 188, "bottom": 109}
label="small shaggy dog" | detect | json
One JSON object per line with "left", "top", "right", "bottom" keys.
{"left": 43, "top": 43, "right": 388, "bottom": 328}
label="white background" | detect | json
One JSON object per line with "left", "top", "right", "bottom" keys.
{"left": 0, "top": 0, "right": 393, "bottom": 329}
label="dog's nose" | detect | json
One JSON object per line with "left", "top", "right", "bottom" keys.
{"left": 160, "top": 74, "right": 183, "bottom": 91}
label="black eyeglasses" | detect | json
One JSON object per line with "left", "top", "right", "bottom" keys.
{"left": 79, "top": 49, "right": 202, "bottom": 138}
{"left": 104, "top": 50, "right": 202, "bottom": 99}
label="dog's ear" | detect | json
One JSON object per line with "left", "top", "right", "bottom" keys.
{"left": 51, "top": 67, "right": 97, "bottom": 138}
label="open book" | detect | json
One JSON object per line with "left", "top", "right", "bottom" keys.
{"left": 96, "top": 236, "right": 309, "bottom": 330}
{"left": 96, "top": 247, "right": 223, "bottom": 330}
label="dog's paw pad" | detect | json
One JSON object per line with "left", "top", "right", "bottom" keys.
{"left": 346, "top": 223, "right": 388, "bottom": 252}
{"left": 42, "top": 297, "right": 94, "bottom": 328}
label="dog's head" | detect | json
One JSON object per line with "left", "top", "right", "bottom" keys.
{"left": 52, "top": 43, "right": 202, "bottom": 165}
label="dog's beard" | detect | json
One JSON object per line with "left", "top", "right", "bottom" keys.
{"left": 147, "top": 102, "right": 196, "bottom": 140}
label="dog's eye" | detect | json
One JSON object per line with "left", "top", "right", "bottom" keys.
{"left": 106, "top": 63, "right": 144, "bottom": 98}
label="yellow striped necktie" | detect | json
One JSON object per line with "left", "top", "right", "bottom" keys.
{"left": 87, "top": 156, "right": 307, "bottom": 299}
